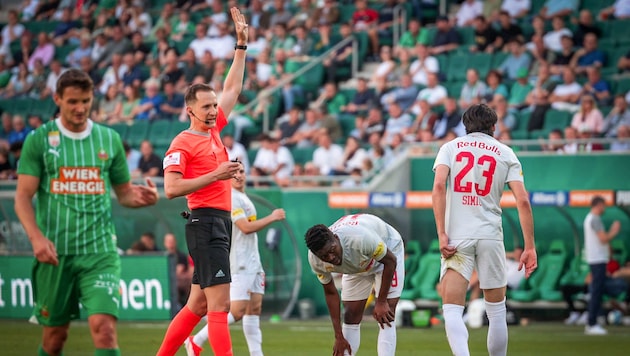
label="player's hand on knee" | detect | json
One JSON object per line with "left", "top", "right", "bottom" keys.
{"left": 333, "top": 337, "right": 352, "bottom": 356}
{"left": 373, "top": 301, "right": 394, "bottom": 329}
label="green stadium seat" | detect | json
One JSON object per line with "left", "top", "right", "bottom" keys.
{"left": 581, "top": 0, "right": 615, "bottom": 13}
{"left": 458, "top": 27, "right": 475, "bottom": 46}
{"left": 602, "top": 19, "right": 630, "bottom": 39}
{"left": 338, "top": 4, "right": 356, "bottom": 24}
{"left": 126, "top": 120, "right": 150, "bottom": 147}
{"left": 446, "top": 81, "right": 465, "bottom": 99}
{"left": 290, "top": 146, "right": 316, "bottom": 166}
{"left": 559, "top": 255, "right": 590, "bottom": 287}
{"left": 529, "top": 109, "right": 572, "bottom": 139}
{"left": 611, "top": 239, "right": 628, "bottom": 264}
{"left": 338, "top": 114, "right": 356, "bottom": 138}
{"left": 55, "top": 44, "right": 77, "bottom": 65}
{"left": 247, "top": 147, "right": 258, "bottom": 165}
{"left": 510, "top": 240, "right": 568, "bottom": 302}
{"left": 171, "top": 121, "right": 189, "bottom": 135}
{"left": 148, "top": 120, "right": 174, "bottom": 147}
{"left": 436, "top": 54, "right": 448, "bottom": 74}
{"left": 108, "top": 123, "right": 129, "bottom": 140}
{"left": 402, "top": 240, "right": 422, "bottom": 296}
{"left": 400, "top": 240, "right": 441, "bottom": 301}
{"left": 491, "top": 52, "right": 509, "bottom": 70}
{"left": 467, "top": 53, "right": 492, "bottom": 78}
{"left": 446, "top": 53, "right": 468, "bottom": 82}
{"left": 613, "top": 77, "right": 630, "bottom": 96}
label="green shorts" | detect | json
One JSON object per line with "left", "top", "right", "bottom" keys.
{"left": 31, "top": 252, "right": 121, "bottom": 326}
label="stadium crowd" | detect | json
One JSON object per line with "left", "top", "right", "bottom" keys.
{"left": 1, "top": 0, "right": 630, "bottom": 186}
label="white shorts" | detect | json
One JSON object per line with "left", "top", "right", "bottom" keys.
{"left": 440, "top": 239, "right": 506, "bottom": 290}
{"left": 341, "top": 247, "right": 405, "bottom": 302}
{"left": 230, "top": 272, "right": 265, "bottom": 301}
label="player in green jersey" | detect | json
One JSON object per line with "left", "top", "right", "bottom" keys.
{"left": 14, "top": 69, "right": 159, "bottom": 356}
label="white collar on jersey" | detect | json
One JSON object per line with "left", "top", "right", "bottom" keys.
{"left": 55, "top": 118, "right": 93, "bottom": 140}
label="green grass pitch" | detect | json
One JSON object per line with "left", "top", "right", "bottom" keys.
{"left": 1, "top": 319, "right": 629, "bottom": 355}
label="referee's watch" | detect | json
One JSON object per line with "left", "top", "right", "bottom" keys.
{"left": 234, "top": 44, "right": 248, "bottom": 51}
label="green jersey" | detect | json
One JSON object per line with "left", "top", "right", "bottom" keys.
{"left": 18, "top": 119, "right": 130, "bottom": 255}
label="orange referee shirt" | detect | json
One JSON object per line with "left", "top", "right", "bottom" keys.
{"left": 163, "top": 107, "right": 230, "bottom": 211}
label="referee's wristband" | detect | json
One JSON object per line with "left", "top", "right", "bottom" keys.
{"left": 234, "top": 44, "right": 248, "bottom": 51}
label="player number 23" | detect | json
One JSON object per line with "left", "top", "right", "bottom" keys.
{"left": 453, "top": 151, "right": 497, "bottom": 196}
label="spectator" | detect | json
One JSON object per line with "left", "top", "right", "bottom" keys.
{"left": 269, "top": 0, "right": 293, "bottom": 29}
{"left": 0, "top": 10, "right": 24, "bottom": 56}
{"left": 188, "top": 24, "right": 212, "bottom": 62}
{"left": 540, "top": 0, "right": 579, "bottom": 20}
{"left": 28, "top": 32, "right": 55, "bottom": 71}
{"left": 551, "top": 35, "right": 576, "bottom": 76}
{"left": 244, "top": 0, "right": 271, "bottom": 30}
{"left": 312, "top": 0, "right": 340, "bottom": 26}
{"left": 128, "top": 232, "right": 160, "bottom": 254}
{"left": 500, "top": 0, "right": 531, "bottom": 20}
{"left": 541, "top": 129, "right": 566, "bottom": 153}
{"left": 66, "top": 31, "right": 93, "bottom": 69}
{"left": 313, "top": 82, "right": 347, "bottom": 117}
{"left": 164, "top": 233, "right": 192, "bottom": 309}
{"left": 133, "top": 140, "right": 164, "bottom": 178}
{"left": 161, "top": 48, "right": 185, "bottom": 90}
{"left": 455, "top": 0, "right": 483, "bottom": 28}
{"left": 121, "top": 52, "right": 143, "bottom": 89}
{"left": 135, "top": 79, "right": 165, "bottom": 121}
{"left": 331, "top": 136, "right": 368, "bottom": 175}
{"left": 380, "top": 73, "right": 419, "bottom": 113}
{"left": 290, "top": 25, "right": 314, "bottom": 57}
{"left": 409, "top": 44, "right": 439, "bottom": 87}
{"left": 603, "top": 95, "right": 630, "bottom": 137}
{"left": 396, "top": 19, "right": 430, "bottom": 56}
{"left": 90, "top": 32, "right": 108, "bottom": 65}
{"left": 312, "top": 133, "right": 344, "bottom": 175}
{"left": 96, "top": 25, "right": 132, "bottom": 69}
{"left": 371, "top": 46, "right": 397, "bottom": 89}
{"left": 543, "top": 16, "right": 572, "bottom": 53}
{"left": 277, "top": 108, "right": 303, "bottom": 148}
{"left": 610, "top": 125, "right": 630, "bottom": 152}
{"left": 409, "top": 99, "right": 438, "bottom": 141}
{"left": 206, "top": 22, "right": 236, "bottom": 60}
{"left": 354, "top": 107, "right": 385, "bottom": 143}
{"left": 123, "top": 141, "right": 141, "bottom": 174}
{"left": 527, "top": 34, "right": 555, "bottom": 75}
{"left": 562, "top": 126, "right": 580, "bottom": 153}
{"left": 582, "top": 67, "right": 612, "bottom": 107}
{"left": 27, "top": 114, "right": 43, "bottom": 130}
{"left": 483, "top": 69, "right": 510, "bottom": 102}
{"left": 150, "top": 3, "right": 176, "bottom": 40}
{"left": 600, "top": 0, "right": 630, "bottom": 20}
{"left": 1, "top": 63, "right": 33, "bottom": 99}
{"left": 572, "top": 9, "right": 602, "bottom": 46}
{"left": 429, "top": 15, "right": 461, "bottom": 55}
{"left": 19, "top": 1, "right": 39, "bottom": 21}
{"left": 270, "top": 23, "right": 296, "bottom": 58}
{"left": 223, "top": 133, "right": 250, "bottom": 174}
{"left": 314, "top": 107, "right": 342, "bottom": 143}
{"left": 352, "top": 0, "right": 379, "bottom": 33}
{"left": 119, "top": 85, "right": 142, "bottom": 124}
{"left": 550, "top": 68, "right": 583, "bottom": 112}
{"left": 51, "top": 7, "right": 79, "bottom": 46}
{"left": 288, "top": 0, "right": 318, "bottom": 31}
{"left": 571, "top": 33, "right": 606, "bottom": 75}
{"left": 294, "top": 108, "right": 322, "bottom": 148}
{"left": 470, "top": 15, "right": 500, "bottom": 53}
{"left": 571, "top": 95, "right": 604, "bottom": 135}
{"left": 367, "top": 0, "right": 397, "bottom": 59}
{"left": 0, "top": 147, "right": 14, "bottom": 180}
{"left": 382, "top": 102, "right": 413, "bottom": 145}
{"left": 322, "top": 23, "right": 353, "bottom": 83}
{"left": 42, "top": 60, "right": 66, "bottom": 98}
{"left": 159, "top": 82, "right": 185, "bottom": 121}
{"left": 413, "top": 72, "right": 448, "bottom": 110}
{"left": 93, "top": 85, "right": 122, "bottom": 124}
{"left": 366, "top": 131, "right": 393, "bottom": 172}
{"left": 508, "top": 68, "right": 534, "bottom": 110}
{"left": 8, "top": 115, "right": 31, "bottom": 145}
{"left": 459, "top": 68, "right": 487, "bottom": 110}
{"left": 498, "top": 39, "right": 532, "bottom": 81}
{"left": 250, "top": 134, "right": 294, "bottom": 187}
{"left": 492, "top": 94, "right": 518, "bottom": 137}
{"left": 28, "top": 59, "right": 48, "bottom": 100}
{"left": 528, "top": 15, "right": 547, "bottom": 44}
{"left": 497, "top": 10, "right": 524, "bottom": 49}
{"left": 617, "top": 48, "right": 630, "bottom": 73}
{"left": 341, "top": 77, "right": 376, "bottom": 115}
{"left": 432, "top": 97, "right": 464, "bottom": 139}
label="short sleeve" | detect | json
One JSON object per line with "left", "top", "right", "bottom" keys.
{"left": 163, "top": 135, "right": 189, "bottom": 174}
{"left": 308, "top": 252, "right": 332, "bottom": 284}
{"left": 590, "top": 215, "right": 604, "bottom": 233}
{"left": 231, "top": 195, "right": 247, "bottom": 223}
{"left": 505, "top": 150, "right": 524, "bottom": 183}
{"left": 433, "top": 143, "right": 452, "bottom": 172}
{"left": 357, "top": 230, "right": 387, "bottom": 261}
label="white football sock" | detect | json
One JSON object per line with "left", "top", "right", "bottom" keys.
{"left": 243, "top": 315, "right": 263, "bottom": 356}
{"left": 377, "top": 322, "right": 397, "bottom": 356}
{"left": 485, "top": 298, "right": 507, "bottom": 356}
{"left": 192, "top": 323, "right": 209, "bottom": 347}
{"left": 342, "top": 323, "right": 361, "bottom": 356}
{"left": 442, "top": 304, "right": 470, "bottom": 356}
{"left": 228, "top": 312, "right": 236, "bottom": 324}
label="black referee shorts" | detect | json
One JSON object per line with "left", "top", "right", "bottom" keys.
{"left": 185, "top": 208, "right": 232, "bottom": 288}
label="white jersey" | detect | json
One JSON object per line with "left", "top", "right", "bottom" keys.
{"left": 308, "top": 214, "right": 404, "bottom": 285}
{"left": 433, "top": 132, "right": 523, "bottom": 240}
{"left": 230, "top": 189, "right": 264, "bottom": 274}
{"left": 584, "top": 212, "right": 608, "bottom": 264}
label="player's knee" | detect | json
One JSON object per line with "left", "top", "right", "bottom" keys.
{"left": 90, "top": 318, "right": 117, "bottom": 348}
{"left": 43, "top": 329, "right": 68, "bottom": 355}
{"left": 188, "top": 300, "right": 208, "bottom": 316}
{"left": 343, "top": 307, "right": 364, "bottom": 324}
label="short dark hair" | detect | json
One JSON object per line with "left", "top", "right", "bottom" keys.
{"left": 305, "top": 224, "right": 334, "bottom": 253}
{"left": 184, "top": 83, "right": 214, "bottom": 106}
{"left": 591, "top": 196, "right": 606, "bottom": 207}
{"left": 56, "top": 69, "right": 93, "bottom": 97}
{"left": 462, "top": 104, "right": 497, "bottom": 136}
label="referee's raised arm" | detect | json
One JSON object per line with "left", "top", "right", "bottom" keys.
{"left": 219, "top": 7, "right": 249, "bottom": 118}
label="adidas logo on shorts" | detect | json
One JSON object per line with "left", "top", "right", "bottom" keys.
{"left": 215, "top": 269, "right": 226, "bottom": 278}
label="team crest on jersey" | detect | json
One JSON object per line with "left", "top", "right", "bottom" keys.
{"left": 48, "top": 131, "right": 60, "bottom": 148}
{"left": 98, "top": 148, "right": 108, "bottom": 161}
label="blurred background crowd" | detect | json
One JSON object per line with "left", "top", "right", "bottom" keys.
{"left": 0, "top": 0, "right": 629, "bottom": 187}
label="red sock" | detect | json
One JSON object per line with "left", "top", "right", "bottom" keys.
{"left": 207, "top": 311, "right": 233, "bottom": 356}
{"left": 156, "top": 306, "right": 202, "bottom": 356}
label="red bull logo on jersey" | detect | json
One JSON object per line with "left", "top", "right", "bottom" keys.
{"left": 51, "top": 167, "right": 105, "bottom": 194}
{"left": 456, "top": 141, "right": 501, "bottom": 155}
